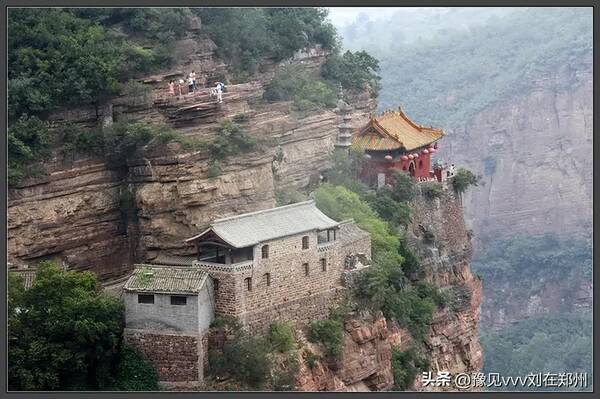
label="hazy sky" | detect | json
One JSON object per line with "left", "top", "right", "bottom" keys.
{"left": 327, "top": 7, "right": 432, "bottom": 26}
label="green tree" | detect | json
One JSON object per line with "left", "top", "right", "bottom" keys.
{"left": 8, "top": 261, "right": 125, "bottom": 390}
{"left": 322, "top": 50, "right": 381, "bottom": 93}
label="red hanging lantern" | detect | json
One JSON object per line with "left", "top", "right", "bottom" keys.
{"left": 400, "top": 155, "right": 409, "bottom": 161}
{"left": 413, "top": 153, "right": 419, "bottom": 158}
{"left": 423, "top": 149, "right": 429, "bottom": 154}
{"left": 408, "top": 154, "right": 414, "bottom": 160}
{"left": 384, "top": 155, "right": 393, "bottom": 161}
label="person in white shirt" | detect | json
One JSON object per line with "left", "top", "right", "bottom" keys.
{"left": 188, "top": 76, "right": 194, "bottom": 94}
{"left": 215, "top": 82, "right": 223, "bottom": 103}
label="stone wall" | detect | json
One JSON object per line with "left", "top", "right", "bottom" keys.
{"left": 124, "top": 328, "right": 205, "bottom": 387}
{"left": 124, "top": 292, "right": 200, "bottom": 333}
{"left": 201, "top": 225, "right": 372, "bottom": 332}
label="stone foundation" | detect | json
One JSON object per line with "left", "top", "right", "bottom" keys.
{"left": 124, "top": 328, "right": 205, "bottom": 387}
{"left": 242, "top": 287, "right": 347, "bottom": 333}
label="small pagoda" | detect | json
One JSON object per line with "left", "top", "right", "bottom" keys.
{"left": 352, "top": 107, "right": 445, "bottom": 187}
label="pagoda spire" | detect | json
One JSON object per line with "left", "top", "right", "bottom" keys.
{"left": 335, "top": 83, "right": 353, "bottom": 153}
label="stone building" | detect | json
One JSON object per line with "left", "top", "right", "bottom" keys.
{"left": 123, "top": 199, "right": 371, "bottom": 385}
{"left": 185, "top": 199, "right": 371, "bottom": 331}
{"left": 123, "top": 265, "right": 214, "bottom": 387}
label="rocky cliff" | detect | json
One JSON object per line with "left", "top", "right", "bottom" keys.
{"left": 444, "top": 61, "right": 592, "bottom": 245}
{"left": 295, "top": 188, "right": 483, "bottom": 391}
{"left": 440, "top": 59, "right": 593, "bottom": 329}
{"left": 7, "top": 19, "right": 481, "bottom": 391}
{"left": 7, "top": 25, "right": 374, "bottom": 279}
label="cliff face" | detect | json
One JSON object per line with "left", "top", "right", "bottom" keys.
{"left": 439, "top": 61, "right": 593, "bottom": 329}
{"left": 7, "top": 27, "right": 374, "bottom": 277}
{"left": 295, "top": 188, "right": 483, "bottom": 391}
{"left": 444, "top": 64, "right": 593, "bottom": 245}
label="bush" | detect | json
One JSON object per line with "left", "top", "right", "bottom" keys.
{"left": 415, "top": 282, "right": 446, "bottom": 307}
{"left": 121, "top": 79, "right": 152, "bottom": 107}
{"left": 8, "top": 115, "right": 50, "bottom": 186}
{"left": 264, "top": 65, "right": 337, "bottom": 111}
{"left": 275, "top": 187, "right": 307, "bottom": 206}
{"left": 270, "top": 352, "right": 299, "bottom": 391}
{"left": 210, "top": 315, "right": 242, "bottom": 331}
{"left": 452, "top": 167, "right": 480, "bottom": 194}
{"left": 308, "top": 319, "right": 344, "bottom": 358}
{"left": 365, "top": 188, "right": 411, "bottom": 227}
{"left": 111, "top": 344, "right": 160, "bottom": 391}
{"left": 304, "top": 350, "right": 320, "bottom": 369}
{"left": 442, "top": 284, "right": 472, "bottom": 316}
{"left": 208, "top": 334, "right": 272, "bottom": 389}
{"left": 391, "top": 346, "right": 429, "bottom": 390}
{"left": 269, "top": 322, "right": 296, "bottom": 353}
{"left": 420, "top": 182, "right": 444, "bottom": 200}
{"left": 389, "top": 171, "right": 416, "bottom": 202}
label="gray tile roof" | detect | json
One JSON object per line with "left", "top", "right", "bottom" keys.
{"left": 185, "top": 200, "right": 339, "bottom": 248}
{"left": 123, "top": 265, "right": 208, "bottom": 294}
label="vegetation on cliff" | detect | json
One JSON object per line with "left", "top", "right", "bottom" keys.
{"left": 8, "top": 7, "right": 379, "bottom": 187}
{"left": 195, "top": 8, "right": 337, "bottom": 79}
{"left": 313, "top": 154, "right": 448, "bottom": 341}
{"left": 206, "top": 317, "right": 299, "bottom": 390}
{"left": 8, "top": 262, "right": 158, "bottom": 390}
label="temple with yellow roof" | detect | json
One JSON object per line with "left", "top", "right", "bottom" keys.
{"left": 352, "top": 107, "right": 445, "bottom": 187}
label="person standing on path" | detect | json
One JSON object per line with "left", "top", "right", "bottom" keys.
{"left": 190, "top": 70, "right": 197, "bottom": 91}
{"left": 177, "top": 79, "right": 184, "bottom": 98}
{"left": 215, "top": 82, "right": 223, "bottom": 103}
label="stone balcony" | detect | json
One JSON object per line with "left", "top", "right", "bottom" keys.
{"left": 192, "top": 259, "right": 253, "bottom": 272}
{"left": 317, "top": 241, "right": 337, "bottom": 252}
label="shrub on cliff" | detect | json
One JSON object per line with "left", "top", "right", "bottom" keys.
{"left": 269, "top": 321, "right": 296, "bottom": 353}
{"left": 389, "top": 170, "right": 416, "bottom": 202}
{"left": 452, "top": 167, "right": 481, "bottom": 194}
{"left": 8, "top": 261, "right": 125, "bottom": 390}
{"left": 8, "top": 114, "right": 51, "bottom": 186}
{"left": 314, "top": 184, "right": 400, "bottom": 257}
{"left": 264, "top": 65, "right": 338, "bottom": 111}
{"left": 308, "top": 319, "right": 344, "bottom": 358}
{"left": 208, "top": 333, "right": 272, "bottom": 389}
{"left": 364, "top": 188, "right": 412, "bottom": 227}
{"left": 391, "top": 346, "right": 429, "bottom": 390}
{"left": 420, "top": 181, "right": 444, "bottom": 200}
{"left": 110, "top": 344, "right": 160, "bottom": 391}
